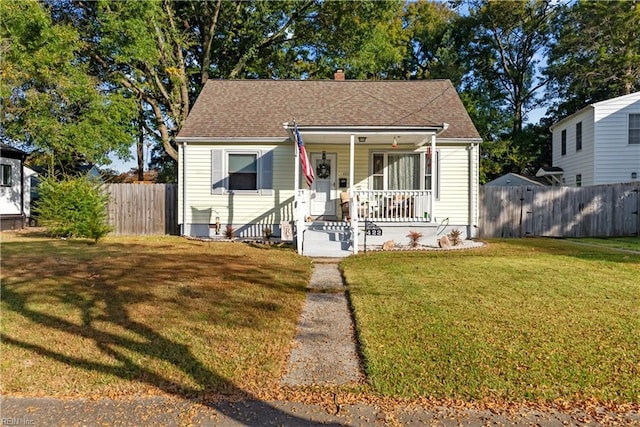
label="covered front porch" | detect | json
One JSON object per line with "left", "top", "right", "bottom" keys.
{"left": 285, "top": 124, "right": 446, "bottom": 256}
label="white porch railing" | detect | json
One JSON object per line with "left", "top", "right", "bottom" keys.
{"left": 352, "top": 190, "right": 432, "bottom": 222}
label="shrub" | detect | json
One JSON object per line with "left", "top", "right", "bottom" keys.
{"left": 406, "top": 230, "right": 423, "bottom": 248}
{"left": 448, "top": 228, "right": 463, "bottom": 246}
{"left": 34, "top": 175, "right": 111, "bottom": 242}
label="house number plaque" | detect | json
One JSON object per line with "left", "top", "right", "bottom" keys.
{"left": 364, "top": 221, "right": 382, "bottom": 236}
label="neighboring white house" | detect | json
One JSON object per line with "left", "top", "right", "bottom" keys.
{"left": 176, "top": 72, "right": 482, "bottom": 256}
{"left": 0, "top": 143, "right": 36, "bottom": 230}
{"left": 543, "top": 91, "right": 640, "bottom": 187}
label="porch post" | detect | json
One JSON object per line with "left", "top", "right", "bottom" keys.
{"left": 469, "top": 143, "right": 479, "bottom": 238}
{"left": 182, "top": 142, "right": 188, "bottom": 236}
{"left": 350, "top": 134, "right": 358, "bottom": 254}
{"left": 294, "top": 130, "right": 300, "bottom": 194}
{"left": 431, "top": 134, "right": 436, "bottom": 222}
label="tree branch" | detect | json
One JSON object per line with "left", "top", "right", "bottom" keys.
{"left": 201, "top": 0, "right": 223, "bottom": 84}
{"left": 229, "top": 0, "right": 315, "bottom": 78}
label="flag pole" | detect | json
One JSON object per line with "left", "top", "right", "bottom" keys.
{"left": 291, "top": 119, "right": 303, "bottom": 255}
{"left": 292, "top": 119, "right": 300, "bottom": 198}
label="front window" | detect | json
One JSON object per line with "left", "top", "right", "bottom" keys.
{"left": 0, "top": 164, "right": 11, "bottom": 186}
{"left": 561, "top": 129, "right": 567, "bottom": 155}
{"left": 630, "top": 114, "right": 640, "bottom": 144}
{"left": 228, "top": 153, "right": 257, "bottom": 190}
{"left": 576, "top": 122, "right": 582, "bottom": 151}
{"left": 388, "top": 153, "right": 420, "bottom": 190}
{"left": 576, "top": 174, "right": 582, "bottom": 187}
{"left": 370, "top": 151, "right": 436, "bottom": 194}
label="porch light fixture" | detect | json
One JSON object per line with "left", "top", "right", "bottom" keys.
{"left": 391, "top": 137, "right": 398, "bottom": 149}
{"left": 358, "top": 136, "right": 367, "bottom": 143}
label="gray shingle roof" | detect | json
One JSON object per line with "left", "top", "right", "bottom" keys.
{"left": 177, "top": 79, "right": 480, "bottom": 140}
{"left": 0, "top": 143, "right": 27, "bottom": 159}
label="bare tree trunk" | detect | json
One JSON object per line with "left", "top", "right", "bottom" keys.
{"left": 137, "top": 102, "right": 144, "bottom": 181}
{"left": 201, "top": 0, "right": 222, "bottom": 85}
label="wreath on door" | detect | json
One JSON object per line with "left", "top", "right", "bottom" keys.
{"left": 316, "top": 162, "right": 330, "bottom": 179}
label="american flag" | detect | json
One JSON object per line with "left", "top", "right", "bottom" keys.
{"left": 294, "top": 123, "right": 314, "bottom": 187}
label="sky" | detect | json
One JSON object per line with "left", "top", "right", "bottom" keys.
{"left": 108, "top": 145, "right": 149, "bottom": 173}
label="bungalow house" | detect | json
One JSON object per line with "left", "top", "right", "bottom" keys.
{"left": 540, "top": 91, "right": 640, "bottom": 187}
{"left": 176, "top": 72, "right": 482, "bottom": 256}
{"left": 0, "top": 143, "right": 36, "bottom": 230}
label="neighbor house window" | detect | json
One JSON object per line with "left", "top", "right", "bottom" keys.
{"left": 576, "top": 122, "right": 582, "bottom": 151}
{"left": 576, "top": 174, "right": 582, "bottom": 187}
{"left": 228, "top": 153, "right": 257, "bottom": 190}
{"left": 561, "top": 129, "right": 567, "bottom": 155}
{"left": 630, "top": 114, "right": 640, "bottom": 144}
{"left": 0, "top": 164, "right": 11, "bottom": 186}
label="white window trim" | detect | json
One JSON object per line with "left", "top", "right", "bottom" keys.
{"left": 431, "top": 150, "right": 440, "bottom": 200}
{"left": 576, "top": 122, "right": 582, "bottom": 151}
{"left": 225, "top": 150, "right": 261, "bottom": 194}
{"left": 0, "top": 164, "right": 12, "bottom": 187}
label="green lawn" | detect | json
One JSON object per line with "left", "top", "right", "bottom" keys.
{"left": 0, "top": 233, "right": 311, "bottom": 399}
{"left": 342, "top": 238, "right": 640, "bottom": 403}
{"left": 3, "top": 233, "right": 639, "bottom": 405}
{"left": 567, "top": 236, "right": 640, "bottom": 252}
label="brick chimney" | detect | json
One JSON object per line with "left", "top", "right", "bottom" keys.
{"left": 334, "top": 69, "right": 345, "bottom": 81}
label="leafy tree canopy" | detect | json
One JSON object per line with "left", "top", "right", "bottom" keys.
{"left": 546, "top": 0, "right": 640, "bottom": 119}
{"left": 3, "top": 0, "right": 638, "bottom": 184}
{"left": 0, "top": 0, "right": 137, "bottom": 174}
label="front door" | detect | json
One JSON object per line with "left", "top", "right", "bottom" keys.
{"left": 310, "top": 152, "right": 336, "bottom": 218}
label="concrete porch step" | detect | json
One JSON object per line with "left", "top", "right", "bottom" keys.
{"left": 305, "top": 221, "right": 350, "bottom": 231}
{"left": 302, "top": 223, "right": 352, "bottom": 257}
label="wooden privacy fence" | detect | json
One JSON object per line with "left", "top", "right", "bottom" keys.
{"left": 479, "top": 183, "right": 640, "bottom": 238}
{"left": 105, "top": 184, "right": 178, "bottom": 235}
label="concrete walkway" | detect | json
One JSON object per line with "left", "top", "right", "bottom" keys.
{"left": 281, "top": 259, "right": 362, "bottom": 386}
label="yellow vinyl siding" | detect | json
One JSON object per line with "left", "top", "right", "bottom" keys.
{"left": 434, "top": 145, "right": 471, "bottom": 224}
{"left": 180, "top": 142, "right": 294, "bottom": 226}
{"left": 179, "top": 141, "right": 476, "bottom": 228}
